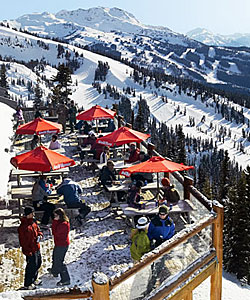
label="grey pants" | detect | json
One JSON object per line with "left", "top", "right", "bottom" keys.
{"left": 51, "top": 246, "right": 70, "bottom": 283}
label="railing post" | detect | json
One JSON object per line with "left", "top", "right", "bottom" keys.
{"left": 183, "top": 291, "right": 192, "bottom": 300}
{"left": 210, "top": 201, "right": 224, "bottom": 300}
{"left": 184, "top": 176, "right": 193, "bottom": 200}
{"left": 92, "top": 272, "right": 110, "bottom": 300}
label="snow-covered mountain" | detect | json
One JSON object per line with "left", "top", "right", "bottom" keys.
{"left": 186, "top": 27, "right": 250, "bottom": 47}
{"left": 4, "top": 7, "right": 250, "bottom": 93}
{"left": 0, "top": 23, "right": 249, "bottom": 170}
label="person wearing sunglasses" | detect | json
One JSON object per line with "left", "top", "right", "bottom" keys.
{"left": 147, "top": 205, "right": 175, "bottom": 248}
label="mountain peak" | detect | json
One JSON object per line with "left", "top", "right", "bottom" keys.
{"left": 55, "top": 7, "right": 141, "bottom": 32}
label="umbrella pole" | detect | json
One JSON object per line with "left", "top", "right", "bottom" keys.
{"left": 157, "top": 173, "right": 159, "bottom": 201}
{"left": 96, "top": 119, "right": 98, "bottom": 133}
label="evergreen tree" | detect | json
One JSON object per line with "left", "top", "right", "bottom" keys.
{"left": 176, "top": 125, "right": 186, "bottom": 164}
{"left": 0, "top": 64, "right": 8, "bottom": 89}
{"left": 218, "top": 150, "right": 230, "bottom": 203}
{"left": 33, "top": 78, "right": 43, "bottom": 109}
{"left": 51, "top": 64, "right": 72, "bottom": 104}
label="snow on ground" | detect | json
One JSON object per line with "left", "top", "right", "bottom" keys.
{"left": 0, "top": 103, "right": 15, "bottom": 198}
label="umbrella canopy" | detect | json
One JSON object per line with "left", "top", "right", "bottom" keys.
{"left": 119, "top": 156, "right": 194, "bottom": 177}
{"left": 96, "top": 126, "right": 150, "bottom": 147}
{"left": 10, "top": 145, "right": 75, "bottom": 172}
{"left": 16, "top": 118, "right": 62, "bottom": 135}
{"left": 76, "top": 105, "right": 116, "bottom": 121}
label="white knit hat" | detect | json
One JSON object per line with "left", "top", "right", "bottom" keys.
{"left": 136, "top": 217, "right": 149, "bottom": 229}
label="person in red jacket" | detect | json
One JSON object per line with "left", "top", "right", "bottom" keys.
{"left": 18, "top": 206, "right": 43, "bottom": 290}
{"left": 125, "top": 143, "right": 140, "bottom": 163}
{"left": 49, "top": 208, "right": 70, "bottom": 286}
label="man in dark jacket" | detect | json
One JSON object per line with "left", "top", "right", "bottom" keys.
{"left": 56, "top": 178, "right": 91, "bottom": 224}
{"left": 148, "top": 205, "right": 175, "bottom": 248}
{"left": 99, "top": 160, "right": 116, "bottom": 186}
{"left": 18, "top": 206, "right": 43, "bottom": 290}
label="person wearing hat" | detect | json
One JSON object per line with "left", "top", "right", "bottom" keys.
{"left": 18, "top": 206, "right": 43, "bottom": 290}
{"left": 130, "top": 217, "right": 151, "bottom": 262}
{"left": 147, "top": 205, "right": 175, "bottom": 248}
{"left": 56, "top": 178, "right": 91, "bottom": 225}
{"left": 161, "top": 177, "right": 180, "bottom": 205}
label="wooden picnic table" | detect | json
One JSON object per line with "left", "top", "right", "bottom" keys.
{"left": 11, "top": 167, "right": 69, "bottom": 187}
{"left": 11, "top": 187, "right": 61, "bottom": 216}
{"left": 104, "top": 180, "right": 158, "bottom": 202}
{"left": 97, "top": 161, "right": 134, "bottom": 171}
{"left": 120, "top": 199, "right": 195, "bottom": 226}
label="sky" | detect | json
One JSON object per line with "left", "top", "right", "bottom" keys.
{"left": 1, "top": 0, "right": 250, "bottom": 35}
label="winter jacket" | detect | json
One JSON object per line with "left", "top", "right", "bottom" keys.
{"left": 49, "top": 140, "right": 61, "bottom": 150}
{"left": 148, "top": 215, "right": 175, "bottom": 242}
{"left": 130, "top": 229, "right": 151, "bottom": 261}
{"left": 126, "top": 149, "right": 140, "bottom": 163}
{"left": 69, "top": 106, "right": 77, "bottom": 121}
{"left": 56, "top": 179, "right": 82, "bottom": 206}
{"left": 52, "top": 219, "right": 70, "bottom": 247}
{"left": 99, "top": 166, "right": 116, "bottom": 185}
{"left": 57, "top": 104, "right": 68, "bottom": 124}
{"left": 99, "top": 151, "right": 109, "bottom": 164}
{"left": 90, "top": 141, "right": 104, "bottom": 159}
{"left": 18, "top": 217, "right": 42, "bottom": 256}
{"left": 32, "top": 179, "right": 51, "bottom": 202}
{"left": 163, "top": 185, "right": 180, "bottom": 204}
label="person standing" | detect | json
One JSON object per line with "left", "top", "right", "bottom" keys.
{"left": 49, "top": 208, "right": 71, "bottom": 286}
{"left": 57, "top": 102, "right": 68, "bottom": 133}
{"left": 18, "top": 206, "right": 43, "bottom": 290}
{"left": 130, "top": 217, "right": 151, "bottom": 262}
{"left": 68, "top": 100, "right": 77, "bottom": 133}
{"left": 30, "top": 135, "right": 39, "bottom": 150}
{"left": 147, "top": 205, "right": 175, "bottom": 248}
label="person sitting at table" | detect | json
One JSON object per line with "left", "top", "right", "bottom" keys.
{"left": 130, "top": 151, "right": 153, "bottom": 183}
{"left": 89, "top": 136, "right": 104, "bottom": 160}
{"left": 49, "top": 135, "right": 61, "bottom": 150}
{"left": 81, "top": 131, "right": 96, "bottom": 147}
{"left": 125, "top": 143, "right": 140, "bottom": 163}
{"left": 56, "top": 178, "right": 91, "bottom": 225}
{"left": 99, "top": 160, "right": 116, "bottom": 186}
{"left": 130, "top": 216, "right": 151, "bottom": 262}
{"left": 99, "top": 146, "right": 110, "bottom": 164}
{"left": 105, "top": 119, "right": 116, "bottom": 132}
{"left": 83, "top": 121, "right": 92, "bottom": 134}
{"left": 147, "top": 205, "right": 175, "bottom": 248}
{"left": 139, "top": 151, "right": 150, "bottom": 162}
{"left": 31, "top": 135, "right": 39, "bottom": 150}
{"left": 128, "top": 180, "right": 144, "bottom": 209}
{"left": 161, "top": 177, "right": 180, "bottom": 205}
{"left": 32, "top": 175, "right": 55, "bottom": 228}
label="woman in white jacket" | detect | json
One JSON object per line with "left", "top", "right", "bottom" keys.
{"left": 99, "top": 146, "right": 110, "bottom": 164}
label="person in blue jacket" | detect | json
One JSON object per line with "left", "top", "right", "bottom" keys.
{"left": 147, "top": 205, "right": 175, "bottom": 248}
{"left": 56, "top": 178, "right": 91, "bottom": 225}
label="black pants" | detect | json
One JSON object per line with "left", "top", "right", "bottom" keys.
{"left": 67, "top": 202, "right": 91, "bottom": 219}
{"left": 33, "top": 201, "right": 55, "bottom": 225}
{"left": 24, "top": 250, "right": 42, "bottom": 287}
{"left": 51, "top": 246, "right": 70, "bottom": 283}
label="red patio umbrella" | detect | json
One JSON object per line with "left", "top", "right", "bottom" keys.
{"left": 76, "top": 105, "right": 116, "bottom": 121}
{"left": 119, "top": 156, "right": 194, "bottom": 177}
{"left": 96, "top": 126, "right": 150, "bottom": 147}
{"left": 16, "top": 118, "right": 62, "bottom": 135}
{"left": 10, "top": 145, "right": 75, "bottom": 172}
{"left": 119, "top": 156, "right": 194, "bottom": 198}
